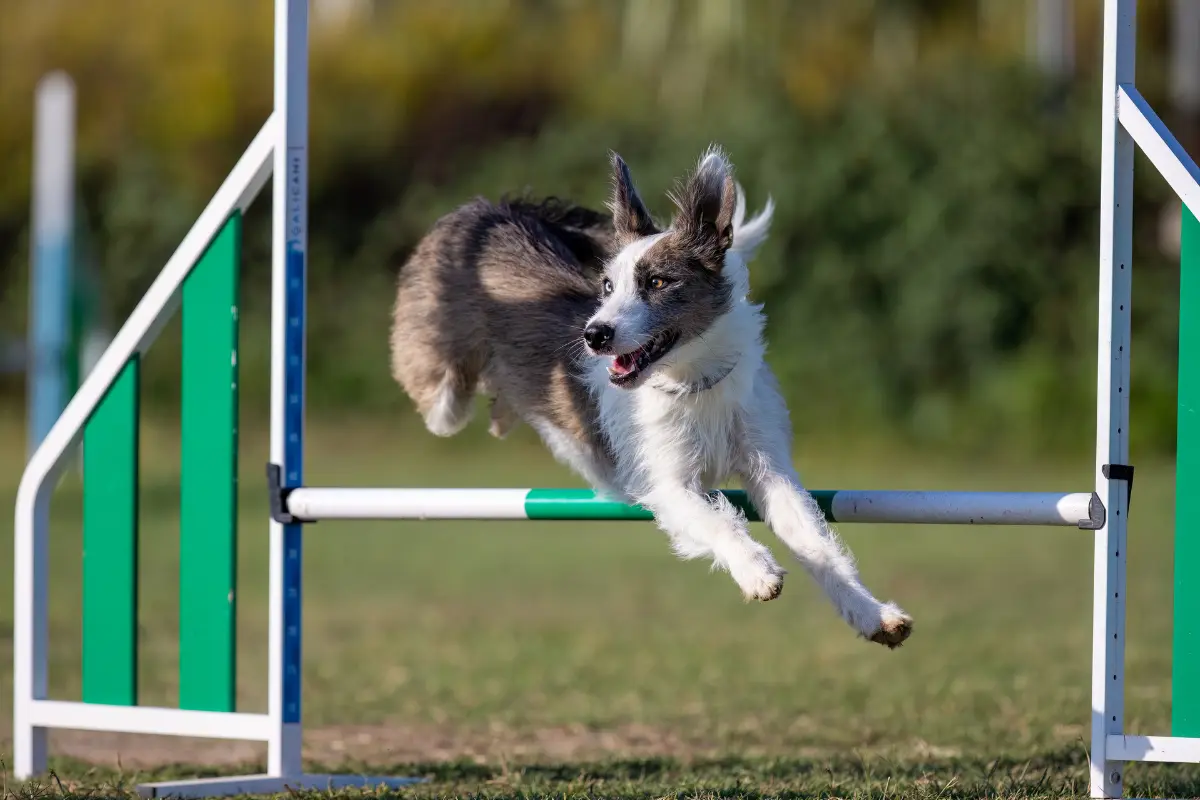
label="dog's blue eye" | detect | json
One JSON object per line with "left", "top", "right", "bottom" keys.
{"left": 602, "top": 279, "right": 613, "bottom": 295}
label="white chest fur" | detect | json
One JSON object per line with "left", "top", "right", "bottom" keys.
{"left": 595, "top": 352, "right": 760, "bottom": 500}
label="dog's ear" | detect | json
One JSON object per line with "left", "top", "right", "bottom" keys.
{"left": 670, "top": 146, "right": 737, "bottom": 268}
{"left": 609, "top": 152, "right": 658, "bottom": 241}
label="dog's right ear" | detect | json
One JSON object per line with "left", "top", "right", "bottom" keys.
{"left": 609, "top": 152, "right": 658, "bottom": 241}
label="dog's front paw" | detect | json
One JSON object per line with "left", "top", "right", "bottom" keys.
{"left": 866, "top": 602, "right": 913, "bottom": 649}
{"left": 728, "top": 547, "right": 786, "bottom": 602}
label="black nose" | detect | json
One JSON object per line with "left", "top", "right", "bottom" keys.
{"left": 584, "top": 323, "right": 615, "bottom": 350}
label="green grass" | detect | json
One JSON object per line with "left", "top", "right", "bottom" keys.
{"left": 0, "top": 408, "right": 1196, "bottom": 798}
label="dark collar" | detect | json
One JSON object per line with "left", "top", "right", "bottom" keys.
{"left": 653, "top": 360, "right": 738, "bottom": 396}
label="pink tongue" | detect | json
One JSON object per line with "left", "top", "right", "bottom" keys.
{"left": 613, "top": 353, "right": 636, "bottom": 375}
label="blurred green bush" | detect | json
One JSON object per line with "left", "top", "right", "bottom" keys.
{"left": 0, "top": 0, "right": 1184, "bottom": 455}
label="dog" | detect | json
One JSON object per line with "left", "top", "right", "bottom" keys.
{"left": 390, "top": 146, "right": 913, "bottom": 648}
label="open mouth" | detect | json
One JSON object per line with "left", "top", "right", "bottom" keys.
{"left": 607, "top": 330, "right": 679, "bottom": 387}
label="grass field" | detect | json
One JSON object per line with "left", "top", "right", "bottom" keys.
{"left": 1, "top": 407, "right": 1198, "bottom": 799}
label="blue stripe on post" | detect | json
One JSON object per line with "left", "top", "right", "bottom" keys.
{"left": 28, "top": 237, "right": 72, "bottom": 456}
{"left": 282, "top": 242, "right": 305, "bottom": 725}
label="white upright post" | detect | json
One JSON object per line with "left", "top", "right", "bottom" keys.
{"left": 1092, "top": 0, "right": 1136, "bottom": 797}
{"left": 14, "top": 71, "right": 76, "bottom": 781}
{"left": 12, "top": 489, "right": 50, "bottom": 778}
{"left": 268, "top": 0, "right": 308, "bottom": 778}
{"left": 28, "top": 72, "right": 76, "bottom": 459}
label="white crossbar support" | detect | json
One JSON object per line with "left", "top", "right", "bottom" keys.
{"left": 137, "top": 775, "right": 424, "bottom": 799}
{"left": 1117, "top": 84, "right": 1200, "bottom": 211}
{"left": 28, "top": 701, "right": 273, "bottom": 741}
{"left": 1092, "top": 0, "right": 1135, "bottom": 797}
{"left": 284, "top": 487, "right": 1097, "bottom": 527}
{"left": 12, "top": 116, "right": 275, "bottom": 780}
{"left": 1107, "top": 735, "right": 1200, "bottom": 764}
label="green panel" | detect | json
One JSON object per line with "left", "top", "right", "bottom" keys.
{"left": 1176, "top": 206, "right": 1200, "bottom": 735}
{"left": 179, "top": 214, "right": 241, "bottom": 713}
{"left": 83, "top": 357, "right": 140, "bottom": 706}
{"left": 523, "top": 489, "right": 836, "bottom": 522}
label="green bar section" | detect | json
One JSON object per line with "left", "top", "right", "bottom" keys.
{"left": 523, "top": 489, "right": 836, "bottom": 521}
{"left": 1176, "top": 206, "right": 1200, "bottom": 735}
{"left": 179, "top": 214, "right": 241, "bottom": 713}
{"left": 83, "top": 357, "right": 140, "bottom": 706}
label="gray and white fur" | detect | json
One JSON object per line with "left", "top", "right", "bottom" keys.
{"left": 390, "top": 147, "right": 913, "bottom": 648}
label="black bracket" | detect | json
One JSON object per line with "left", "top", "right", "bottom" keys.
{"left": 267, "top": 463, "right": 313, "bottom": 524}
{"left": 1079, "top": 463, "right": 1135, "bottom": 530}
{"left": 1102, "top": 463, "right": 1135, "bottom": 511}
{"left": 1078, "top": 492, "right": 1107, "bottom": 530}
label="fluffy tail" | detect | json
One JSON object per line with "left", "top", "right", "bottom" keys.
{"left": 729, "top": 183, "right": 774, "bottom": 262}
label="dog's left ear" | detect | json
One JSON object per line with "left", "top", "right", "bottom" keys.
{"left": 609, "top": 152, "right": 659, "bottom": 241}
{"left": 671, "top": 146, "right": 738, "bottom": 267}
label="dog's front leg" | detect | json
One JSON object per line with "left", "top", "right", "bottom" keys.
{"left": 739, "top": 450, "right": 913, "bottom": 648}
{"left": 641, "top": 485, "right": 786, "bottom": 602}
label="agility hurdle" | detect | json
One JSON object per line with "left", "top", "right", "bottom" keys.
{"left": 10, "top": 0, "right": 1200, "bottom": 797}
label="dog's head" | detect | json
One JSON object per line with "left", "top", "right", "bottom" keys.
{"left": 582, "top": 146, "right": 772, "bottom": 389}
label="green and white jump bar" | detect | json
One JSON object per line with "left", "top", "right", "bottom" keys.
{"left": 279, "top": 483, "right": 1104, "bottom": 528}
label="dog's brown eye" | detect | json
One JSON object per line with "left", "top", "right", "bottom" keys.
{"left": 649, "top": 276, "right": 668, "bottom": 290}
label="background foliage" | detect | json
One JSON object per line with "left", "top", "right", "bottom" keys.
{"left": 0, "top": 0, "right": 1190, "bottom": 454}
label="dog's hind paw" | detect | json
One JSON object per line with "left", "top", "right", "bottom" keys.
{"left": 488, "top": 415, "right": 513, "bottom": 439}
{"left": 866, "top": 603, "right": 913, "bottom": 649}
{"left": 487, "top": 395, "right": 516, "bottom": 439}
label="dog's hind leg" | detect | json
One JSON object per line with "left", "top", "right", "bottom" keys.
{"left": 487, "top": 394, "right": 517, "bottom": 439}
{"left": 421, "top": 370, "right": 475, "bottom": 437}
{"left": 478, "top": 374, "right": 518, "bottom": 439}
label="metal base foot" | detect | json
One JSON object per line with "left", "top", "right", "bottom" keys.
{"left": 136, "top": 773, "right": 424, "bottom": 798}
